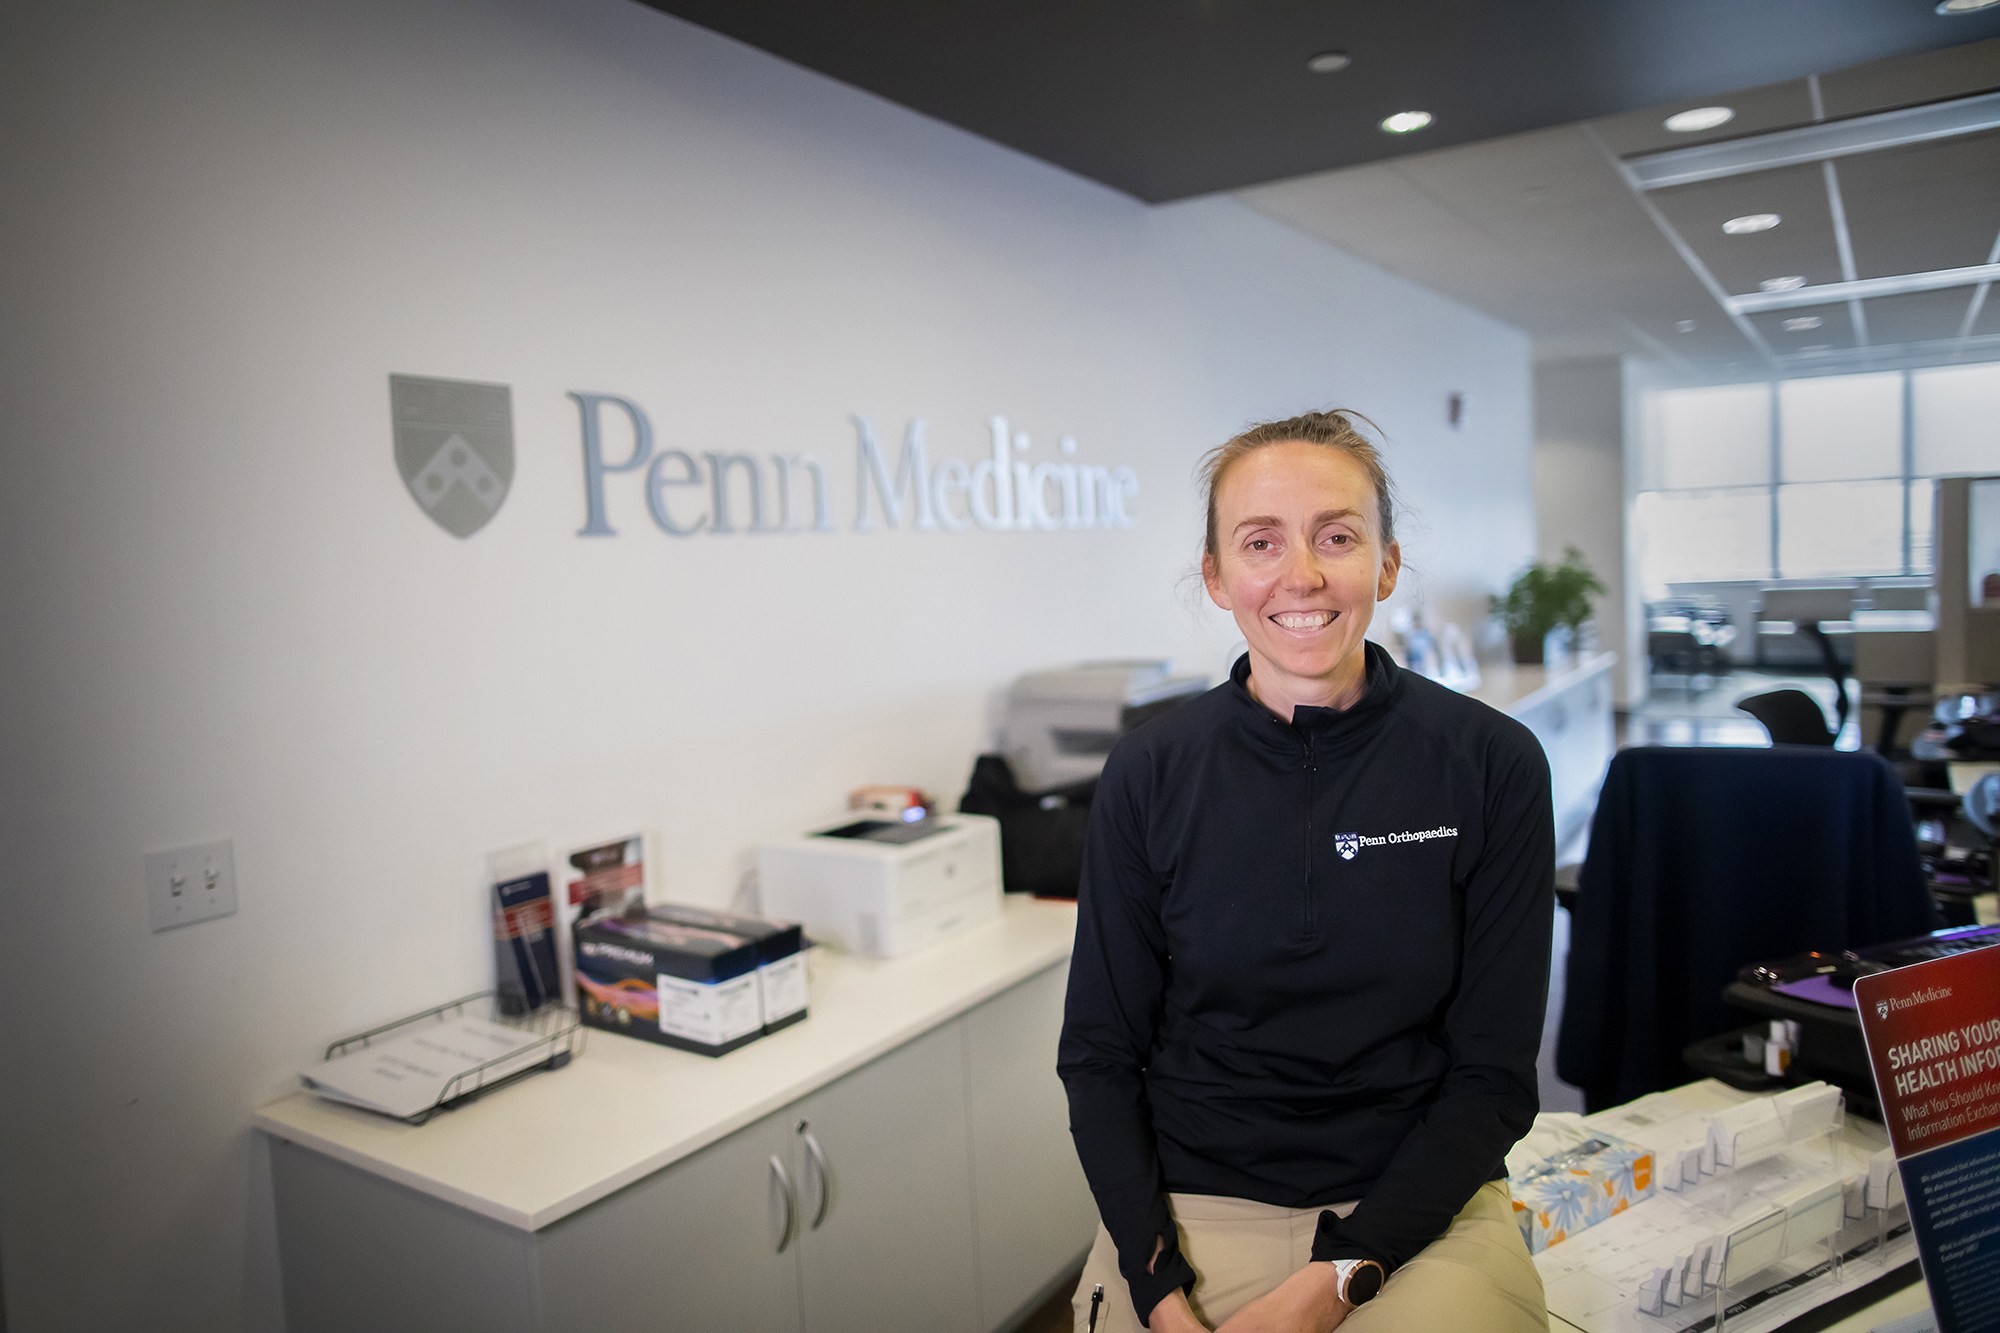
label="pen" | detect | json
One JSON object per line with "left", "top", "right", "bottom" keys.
{"left": 1088, "top": 1283, "right": 1103, "bottom": 1332}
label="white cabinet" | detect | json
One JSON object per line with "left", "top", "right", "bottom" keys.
{"left": 534, "top": 1109, "right": 804, "bottom": 1332}
{"left": 792, "top": 1022, "right": 981, "bottom": 1332}
{"left": 965, "top": 962, "right": 1099, "bottom": 1328}
{"left": 267, "top": 957, "right": 1092, "bottom": 1333}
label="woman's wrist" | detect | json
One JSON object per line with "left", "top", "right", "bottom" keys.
{"left": 1148, "top": 1288, "right": 1208, "bottom": 1332}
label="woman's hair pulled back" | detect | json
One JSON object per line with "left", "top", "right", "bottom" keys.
{"left": 1198, "top": 410, "right": 1399, "bottom": 565}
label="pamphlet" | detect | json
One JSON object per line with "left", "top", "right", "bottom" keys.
{"left": 300, "top": 1015, "right": 547, "bottom": 1120}
{"left": 489, "top": 842, "right": 559, "bottom": 1014}
{"left": 1855, "top": 945, "right": 2000, "bottom": 1333}
{"left": 553, "top": 831, "right": 652, "bottom": 1007}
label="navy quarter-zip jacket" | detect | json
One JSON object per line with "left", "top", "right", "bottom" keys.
{"left": 1057, "top": 645, "right": 1554, "bottom": 1323}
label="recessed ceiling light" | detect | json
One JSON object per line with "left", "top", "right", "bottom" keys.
{"left": 1676, "top": 320, "right": 1697, "bottom": 333}
{"left": 1937, "top": 0, "right": 2000, "bottom": 14}
{"left": 1306, "top": 51, "right": 1352, "bottom": 74}
{"left": 1380, "top": 111, "right": 1433, "bottom": 134}
{"left": 1664, "top": 106, "right": 1735, "bottom": 133}
{"left": 1782, "top": 316, "right": 1824, "bottom": 331}
{"left": 1723, "top": 213, "right": 1781, "bottom": 234}
{"left": 1759, "top": 276, "right": 1807, "bottom": 292}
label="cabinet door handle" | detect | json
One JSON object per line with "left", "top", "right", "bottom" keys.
{"left": 769, "top": 1155, "right": 798, "bottom": 1254}
{"left": 800, "top": 1129, "right": 833, "bottom": 1229}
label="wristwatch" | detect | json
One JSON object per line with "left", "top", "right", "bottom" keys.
{"left": 1329, "top": 1258, "right": 1386, "bottom": 1307}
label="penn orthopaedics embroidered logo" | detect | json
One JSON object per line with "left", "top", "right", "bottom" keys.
{"left": 1332, "top": 826, "right": 1459, "bottom": 860}
{"left": 391, "top": 373, "right": 515, "bottom": 538}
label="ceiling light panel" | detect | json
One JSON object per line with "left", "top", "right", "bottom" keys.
{"left": 1649, "top": 162, "right": 1846, "bottom": 295}
{"left": 1380, "top": 111, "right": 1433, "bottom": 134}
{"left": 1590, "top": 81, "right": 1818, "bottom": 158}
{"left": 1626, "top": 88, "right": 2000, "bottom": 189}
{"left": 1748, "top": 303, "right": 1854, "bottom": 348}
{"left": 1306, "top": 51, "right": 1351, "bottom": 73}
{"left": 1938, "top": 0, "right": 2000, "bottom": 15}
{"left": 1665, "top": 106, "right": 1735, "bottom": 133}
{"left": 1723, "top": 213, "right": 1782, "bottom": 233}
{"left": 1727, "top": 262, "right": 2000, "bottom": 313}
{"left": 1760, "top": 275, "right": 1808, "bottom": 291}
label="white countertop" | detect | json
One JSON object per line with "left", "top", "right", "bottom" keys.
{"left": 1465, "top": 651, "right": 1617, "bottom": 719}
{"left": 255, "top": 895, "right": 1078, "bottom": 1231}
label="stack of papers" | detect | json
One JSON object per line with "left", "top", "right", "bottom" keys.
{"left": 300, "top": 1015, "right": 550, "bottom": 1120}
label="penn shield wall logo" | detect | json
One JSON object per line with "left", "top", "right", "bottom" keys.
{"left": 391, "top": 374, "right": 514, "bottom": 538}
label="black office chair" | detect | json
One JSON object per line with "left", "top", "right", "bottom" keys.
{"left": 1736, "top": 688, "right": 1836, "bottom": 747}
{"left": 1555, "top": 746, "right": 1941, "bottom": 1111}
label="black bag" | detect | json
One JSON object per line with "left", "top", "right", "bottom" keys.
{"left": 958, "top": 754, "right": 1095, "bottom": 898}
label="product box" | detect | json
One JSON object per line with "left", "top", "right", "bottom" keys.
{"left": 1508, "top": 1133, "right": 1656, "bottom": 1254}
{"left": 642, "top": 903, "right": 809, "bottom": 1035}
{"left": 573, "top": 914, "right": 766, "bottom": 1056}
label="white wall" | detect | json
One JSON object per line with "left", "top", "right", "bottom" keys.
{"left": 1534, "top": 357, "right": 1637, "bottom": 706}
{"left": 0, "top": 2, "right": 1532, "bottom": 1329}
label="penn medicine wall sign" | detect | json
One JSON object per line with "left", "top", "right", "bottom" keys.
{"left": 390, "top": 374, "right": 1138, "bottom": 540}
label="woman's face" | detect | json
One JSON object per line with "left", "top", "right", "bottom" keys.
{"left": 1202, "top": 442, "right": 1401, "bottom": 711}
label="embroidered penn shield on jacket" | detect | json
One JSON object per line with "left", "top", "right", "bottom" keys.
{"left": 391, "top": 373, "right": 514, "bottom": 538}
{"left": 1334, "top": 832, "right": 1360, "bottom": 860}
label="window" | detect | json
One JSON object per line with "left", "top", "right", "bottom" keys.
{"left": 1776, "top": 480, "right": 1907, "bottom": 579}
{"left": 1912, "top": 364, "right": 2000, "bottom": 477}
{"left": 1635, "top": 488, "right": 1772, "bottom": 588}
{"left": 1778, "top": 373, "right": 1901, "bottom": 483}
{"left": 1643, "top": 384, "right": 1771, "bottom": 490}
{"left": 1634, "top": 360, "right": 2000, "bottom": 592}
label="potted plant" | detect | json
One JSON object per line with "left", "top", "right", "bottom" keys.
{"left": 1491, "top": 546, "right": 1606, "bottom": 666}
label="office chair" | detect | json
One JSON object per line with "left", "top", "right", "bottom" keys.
{"left": 1736, "top": 688, "right": 1836, "bottom": 747}
{"left": 1555, "top": 746, "right": 1940, "bottom": 1111}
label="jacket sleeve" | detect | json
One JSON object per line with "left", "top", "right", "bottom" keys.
{"left": 1311, "top": 727, "right": 1555, "bottom": 1271}
{"left": 1057, "top": 745, "right": 1196, "bottom": 1326}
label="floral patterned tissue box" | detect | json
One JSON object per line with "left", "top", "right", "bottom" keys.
{"left": 1508, "top": 1133, "right": 1655, "bottom": 1253}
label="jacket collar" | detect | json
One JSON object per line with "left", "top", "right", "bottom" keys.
{"left": 1227, "top": 641, "right": 1404, "bottom": 756}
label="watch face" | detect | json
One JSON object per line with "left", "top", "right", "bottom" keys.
{"left": 1347, "top": 1262, "right": 1385, "bottom": 1305}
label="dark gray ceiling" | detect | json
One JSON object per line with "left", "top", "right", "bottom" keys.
{"left": 638, "top": 0, "right": 2000, "bottom": 202}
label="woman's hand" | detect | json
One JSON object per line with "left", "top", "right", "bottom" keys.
{"left": 1148, "top": 1290, "right": 1214, "bottom": 1333}
{"left": 1212, "top": 1261, "right": 1349, "bottom": 1333}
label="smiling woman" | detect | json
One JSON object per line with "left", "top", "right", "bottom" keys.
{"left": 1198, "top": 416, "right": 1403, "bottom": 717}
{"left": 1058, "top": 411, "right": 1555, "bottom": 1333}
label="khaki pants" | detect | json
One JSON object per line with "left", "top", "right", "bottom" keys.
{"left": 1071, "top": 1181, "right": 1545, "bottom": 1332}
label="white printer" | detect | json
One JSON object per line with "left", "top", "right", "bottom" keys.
{"left": 756, "top": 812, "right": 1002, "bottom": 958}
{"left": 1005, "top": 661, "right": 1208, "bottom": 791}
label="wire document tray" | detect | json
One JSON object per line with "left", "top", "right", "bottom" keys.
{"left": 312, "top": 991, "right": 584, "bottom": 1126}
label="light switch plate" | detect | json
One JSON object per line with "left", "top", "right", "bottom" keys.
{"left": 146, "top": 837, "right": 238, "bottom": 932}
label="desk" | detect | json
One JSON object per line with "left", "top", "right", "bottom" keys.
{"left": 1466, "top": 652, "right": 1617, "bottom": 854}
{"left": 256, "top": 897, "right": 1093, "bottom": 1333}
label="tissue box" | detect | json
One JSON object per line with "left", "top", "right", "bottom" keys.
{"left": 1508, "top": 1133, "right": 1656, "bottom": 1253}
